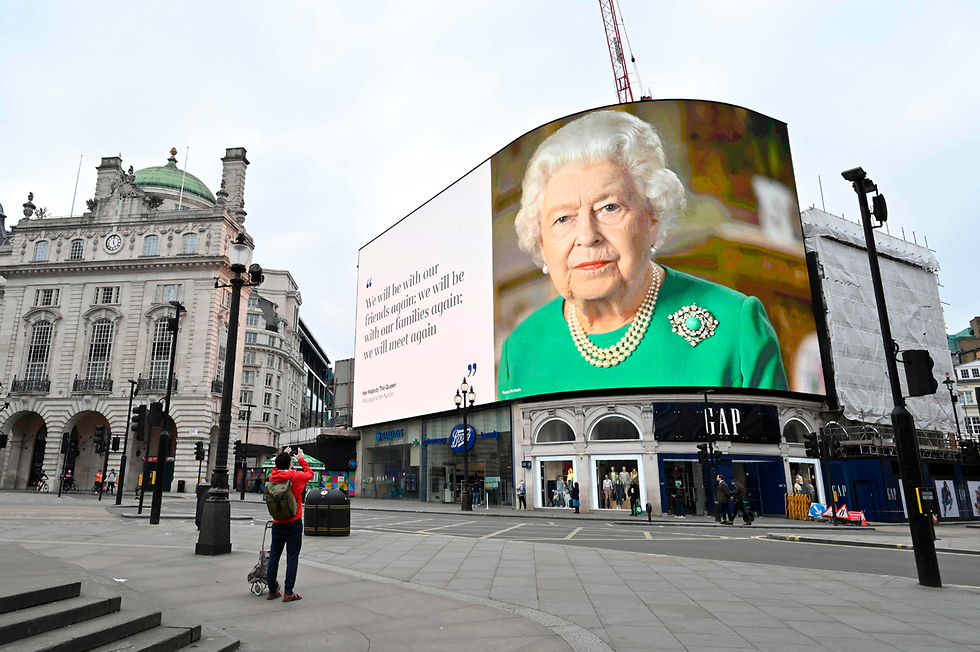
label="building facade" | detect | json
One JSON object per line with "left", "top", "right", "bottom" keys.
{"left": 953, "top": 359, "right": 980, "bottom": 440}
{"left": 0, "top": 148, "right": 323, "bottom": 494}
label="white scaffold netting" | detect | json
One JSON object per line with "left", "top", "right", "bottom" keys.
{"left": 802, "top": 208, "right": 955, "bottom": 434}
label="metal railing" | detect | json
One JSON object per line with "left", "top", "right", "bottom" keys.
{"left": 211, "top": 378, "right": 223, "bottom": 394}
{"left": 72, "top": 376, "right": 113, "bottom": 393}
{"left": 138, "top": 376, "right": 178, "bottom": 393}
{"left": 9, "top": 376, "right": 50, "bottom": 394}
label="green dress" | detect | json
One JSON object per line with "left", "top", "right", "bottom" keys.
{"left": 497, "top": 266, "right": 788, "bottom": 399}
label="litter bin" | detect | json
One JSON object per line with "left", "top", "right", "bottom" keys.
{"left": 304, "top": 488, "right": 350, "bottom": 536}
{"left": 177, "top": 479, "right": 186, "bottom": 493}
{"left": 195, "top": 482, "right": 210, "bottom": 529}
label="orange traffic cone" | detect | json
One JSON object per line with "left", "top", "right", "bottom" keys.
{"left": 932, "top": 515, "right": 938, "bottom": 524}
{"left": 860, "top": 512, "right": 868, "bottom": 526}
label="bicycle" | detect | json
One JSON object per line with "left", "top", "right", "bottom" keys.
{"left": 34, "top": 479, "right": 49, "bottom": 493}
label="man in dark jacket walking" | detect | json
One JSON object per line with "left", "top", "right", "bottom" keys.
{"left": 266, "top": 448, "right": 314, "bottom": 602}
{"left": 714, "top": 474, "right": 732, "bottom": 524}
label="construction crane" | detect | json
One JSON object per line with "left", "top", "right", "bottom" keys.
{"left": 598, "top": 0, "right": 649, "bottom": 103}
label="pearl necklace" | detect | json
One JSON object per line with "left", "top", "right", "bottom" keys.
{"left": 566, "top": 267, "right": 663, "bottom": 368}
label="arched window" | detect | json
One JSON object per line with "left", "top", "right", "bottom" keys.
{"left": 34, "top": 241, "right": 49, "bottom": 262}
{"left": 69, "top": 239, "right": 85, "bottom": 260}
{"left": 26, "top": 321, "right": 53, "bottom": 380}
{"left": 589, "top": 416, "right": 640, "bottom": 441}
{"left": 86, "top": 319, "right": 115, "bottom": 381}
{"left": 150, "top": 318, "right": 172, "bottom": 381}
{"left": 536, "top": 419, "right": 575, "bottom": 443}
{"left": 143, "top": 234, "right": 159, "bottom": 256}
{"left": 181, "top": 232, "right": 197, "bottom": 254}
{"left": 782, "top": 419, "right": 809, "bottom": 444}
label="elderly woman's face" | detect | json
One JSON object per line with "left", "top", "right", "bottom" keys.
{"left": 538, "top": 160, "right": 655, "bottom": 305}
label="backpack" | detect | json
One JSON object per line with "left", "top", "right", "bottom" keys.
{"left": 264, "top": 479, "right": 298, "bottom": 521}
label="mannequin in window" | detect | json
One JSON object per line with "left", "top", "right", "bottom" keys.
{"left": 555, "top": 474, "right": 566, "bottom": 507}
{"left": 618, "top": 466, "right": 631, "bottom": 508}
{"left": 602, "top": 475, "right": 613, "bottom": 509}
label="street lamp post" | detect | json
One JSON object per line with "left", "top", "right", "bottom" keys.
{"left": 239, "top": 403, "right": 254, "bottom": 501}
{"left": 150, "top": 301, "right": 185, "bottom": 525}
{"left": 115, "top": 378, "right": 140, "bottom": 506}
{"left": 197, "top": 234, "right": 262, "bottom": 556}
{"left": 943, "top": 374, "right": 962, "bottom": 439}
{"left": 454, "top": 379, "right": 476, "bottom": 512}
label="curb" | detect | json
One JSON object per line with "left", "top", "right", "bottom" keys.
{"left": 350, "top": 505, "right": 875, "bottom": 530}
{"left": 119, "top": 513, "right": 253, "bottom": 521}
{"left": 766, "top": 533, "right": 980, "bottom": 555}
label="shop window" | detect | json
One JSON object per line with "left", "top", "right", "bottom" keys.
{"left": 589, "top": 416, "right": 639, "bottom": 441}
{"left": 536, "top": 419, "right": 575, "bottom": 443}
{"left": 782, "top": 419, "right": 809, "bottom": 444}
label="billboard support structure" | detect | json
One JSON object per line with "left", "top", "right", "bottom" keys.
{"left": 843, "top": 166, "right": 941, "bottom": 588}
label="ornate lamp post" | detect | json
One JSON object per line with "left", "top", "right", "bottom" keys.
{"left": 943, "top": 373, "right": 962, "bottom": 439}
{"left": 454, "top": 378, "right": 476, "bottom": 512}
{"left": 197, "top": 234, "right": 262, "bottom": 555}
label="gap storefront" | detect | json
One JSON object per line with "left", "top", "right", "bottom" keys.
{"left": 358, "top": 406, "right": 514, "bottom": 506}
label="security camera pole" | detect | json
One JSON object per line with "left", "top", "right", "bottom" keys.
{"left": 842, "top": 166, "right": 941, "bottom": 587}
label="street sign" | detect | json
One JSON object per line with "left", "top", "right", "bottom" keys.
{"left": 521, "top": 460, "right": 532, "bottom": 469}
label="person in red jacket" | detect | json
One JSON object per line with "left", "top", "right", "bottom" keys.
{"left": 266, "top": 447, "right": 313, "bottom": 602}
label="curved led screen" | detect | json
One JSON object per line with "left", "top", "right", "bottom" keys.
{"left": 354, "top": 100, "right": 825, "bottom": 427}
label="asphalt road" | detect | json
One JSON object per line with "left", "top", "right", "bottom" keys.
{"left": 342, "top": 511, "right": 980, "bottom": 587}
{"left": 32, "top": 492, "right": 980, "bottom": 588}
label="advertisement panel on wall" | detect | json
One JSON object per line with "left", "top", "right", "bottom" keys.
{"left": 354, "top": 100, "right": 825, "bottom": 427}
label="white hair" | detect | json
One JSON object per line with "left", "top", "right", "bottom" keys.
{"left": 514, "top": 110, "right": 686, "bottom": 267}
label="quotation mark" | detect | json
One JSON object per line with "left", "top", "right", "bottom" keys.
{"left": 466, "top": 363, "right": 478, "bottom": 377}
{"left": 366, "top": 278, "right": 372, "bottom": 288}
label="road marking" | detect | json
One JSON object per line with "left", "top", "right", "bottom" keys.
{"left": 0, "top": 538, "right": 189, "bottom": 550}
{"left": 480, "top": 523, "right": 524, "bottom": 539}
{"left": 644, "top": 531, "right": 652, "bottom": 540}
{"left": 564, "top": 527, "right": 583, "bottom": 540}
{"left": 386, "top": 518, "right": 436, "bottom": 527}
{"left": 416, "top": 520, "right": 477, "bottom": 534}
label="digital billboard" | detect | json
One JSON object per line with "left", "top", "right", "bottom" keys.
{"left": 354, "top": 100, "right": 825, "bottom": 427}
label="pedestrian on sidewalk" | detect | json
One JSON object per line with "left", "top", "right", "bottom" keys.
{"left": 265, "top": 448, "right": 314, "bottom": 603}
{"left": 571, "top": 482, "right": 580, "bottom": 514}
{"left": 628, "top": 480, "right": 639, "bottom": 515}
{"left": 731, "top": 480, "right": 748, "bottom": 523}
{"left": 517, "top": 479, "right": 527, "bottom": 510}
{"left": 715, "top": 474, "right": 732, "bottom": 524}
{"left": 673, "top": 481, "right": 686, "bottom": 517}
{"left": 94, "top": 470, "right": 103, "bottom": 494}
{"left": 106, "top": 469, "right": 116, "bottom": 495}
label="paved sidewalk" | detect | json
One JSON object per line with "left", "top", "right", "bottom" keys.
{"left": 3, "top": 494, "right": 980, "bottom": 651}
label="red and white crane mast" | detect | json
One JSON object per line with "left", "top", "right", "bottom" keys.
{"left": 599, "top": 0, "right": 633, "bottom": 103}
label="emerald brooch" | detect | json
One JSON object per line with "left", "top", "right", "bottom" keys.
{"left": 669, "top": 304, "right": 718, "bottom": 347}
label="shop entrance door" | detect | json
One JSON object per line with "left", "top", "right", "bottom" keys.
{"left": 663, "top": 461, "right": 697, "bottom": 516}
{"left": 538, "top": 457, "right": 574, "bottom": 508}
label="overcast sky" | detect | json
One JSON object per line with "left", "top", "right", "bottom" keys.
{"left": 2, "top": 1, "right": 978, "bottom": 359}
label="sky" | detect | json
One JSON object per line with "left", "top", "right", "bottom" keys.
{"left": 1, "top": 0, "right": 978, "bottom": 359}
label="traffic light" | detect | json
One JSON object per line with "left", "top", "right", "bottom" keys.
{"left": 69, "top": 432, "right": 79, "bottom": 457}
{"left": 804, "top": 432, "right": 820, "bottom": 458}
{"left": 903, "top": 349, "right": 939, "bottom": 397}
{"left": 131, "top": 405, "right": 148, "bottom": 441}
{"left": 148, "top": 401, "right": 164, "bottom": 427}
{"left": 93, "top": 424, "right": 106, "bottom": 453}
{"left": 195, "top": 441, "right": 205, "bottom": 461}
{"left": 234, "top": 440, "right": 243, "bottom": 459}
{"left": 713, "top": 449, "right": 723, "bottom": 465}
{"left": 111, "top": 436, "right": 120, "bottom": 452}
{"left": 696, "top": 444, "right": 709, "bottom": 465}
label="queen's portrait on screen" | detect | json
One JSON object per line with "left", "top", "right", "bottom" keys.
{"left": 496, "top": 111, "right": 788, "bottom": 399}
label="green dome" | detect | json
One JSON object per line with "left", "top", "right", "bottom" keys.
{"left": 135, "top": 153, "right": 215, "bottom": 204}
